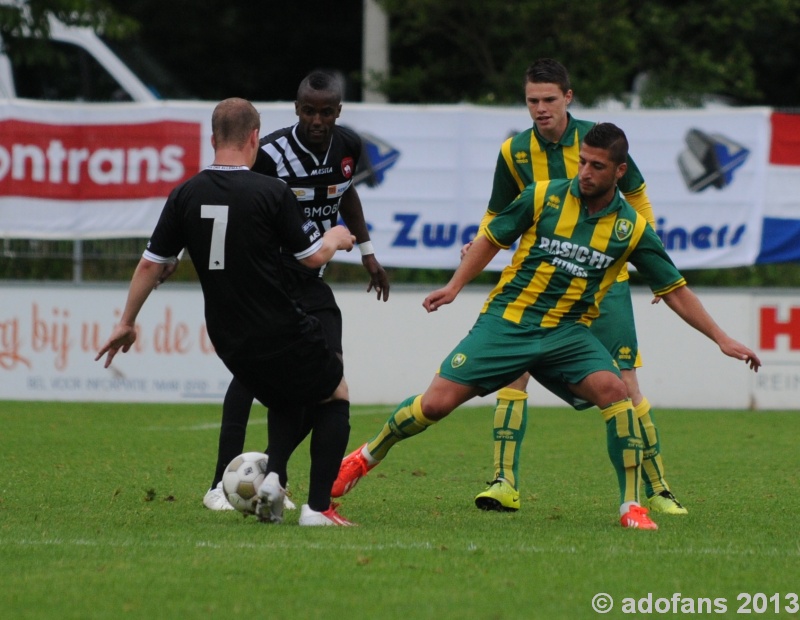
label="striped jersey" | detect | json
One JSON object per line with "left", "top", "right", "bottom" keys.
{"left": 485, "top": 114, "right": 655, "bottom": 282}
{"left": 482, "top": 177, "right": 685, "bottom": 330}
{"left": 252, "top": 123, "right": 362, "bottom": 277}
{"left": 487, "top": 114, "right": 648, "bottom": 213}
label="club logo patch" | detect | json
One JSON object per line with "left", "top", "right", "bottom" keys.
{"left": 451, "top": 353, "right": 467, "bottom": 368}
{"left": 341, "top": 156, "right": 354, "bottom": 179}
{"left": 614, "top": 219, "right": 634, "bottom": 241}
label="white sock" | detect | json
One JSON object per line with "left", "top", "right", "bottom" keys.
{"left": 620, "top": 501, "right": 641, "bottom": 517}
{"left": 360, "top": 445, "right": 379, "bottom": 466}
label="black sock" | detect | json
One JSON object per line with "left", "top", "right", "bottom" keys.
{"left": 211, "top": 376, "right": 254, "bottom": 488}
{"left": 307, "top": 400, "right": 350, "bottom": 512}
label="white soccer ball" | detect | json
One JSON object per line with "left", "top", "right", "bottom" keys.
{"left": 222, "top": 452, "right": 269, "bottom": 514}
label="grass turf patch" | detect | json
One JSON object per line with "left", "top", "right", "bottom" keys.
{"left": 1, "top": 401, "right": 798, "bottom": 619}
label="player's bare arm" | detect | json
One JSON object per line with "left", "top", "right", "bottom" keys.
{"left": 338, "top": 187, "right": 390, "bottom": 301}
{"left": 95, "top": 258, "right": 163, "bottom": 367}
{"left": 661, "top": 285, "right": 761, "bottom": 371}
{"left": 424, "top": 235, "right": 500, "bottom": 313}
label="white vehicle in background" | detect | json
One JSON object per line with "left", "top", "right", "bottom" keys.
{"left": 0, "top": 6, "right": 161, "bottom": 102}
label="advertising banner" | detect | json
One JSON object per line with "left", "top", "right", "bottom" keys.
{"left": 0, "top": 284, "right": 795, "bottom": 409}
{"left": 1, "top": 101, "right": 792, "bottom": 270}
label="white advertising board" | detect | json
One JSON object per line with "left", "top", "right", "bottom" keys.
{"left": 1, "top": 284, "right": 796, "bottom": 410}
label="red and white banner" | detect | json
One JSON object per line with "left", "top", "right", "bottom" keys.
{"left": 0, "top": 100, "right": 794, "bottom": 270}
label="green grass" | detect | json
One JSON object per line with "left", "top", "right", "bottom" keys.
{"left": 1, "top": 402, "right": 798, "bottom": 620}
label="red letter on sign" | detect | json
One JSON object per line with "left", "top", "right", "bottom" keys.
{"left": 760, "top": 306, "right": 800, "bottom": 350}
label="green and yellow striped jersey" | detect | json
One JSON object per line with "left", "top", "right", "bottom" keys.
{"left": 487, "top": 114, "right": 649, "bottom": 214}
{"left": 482, "top": 177, "right": 684, "bottom": 330}
{"left": 482, "top": 113, "right": 656, "bottom": 282}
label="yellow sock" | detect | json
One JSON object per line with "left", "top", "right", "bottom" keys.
{"left": 637, "top": 398, "right": 668, "bottom": 496}
{"left": 492, "top": 388, "right": 528, "bottom": 488}
{"left": 367, "top": 395, "right": 435, "bottom": 461}
{"left": 602, "top": 399, "right": 643, "bottom": 505}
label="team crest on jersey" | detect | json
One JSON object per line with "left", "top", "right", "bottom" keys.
{"left": 514, "top": 151, "right": 529, "bottom": 165}
{"left": 546, "top": 194, "right": 562, "bottom": 209}
{"left": 341, "top": 156, "right": 355, "bottom": 179}
{"left": 450, "top": 353, "right": 467, "bottom": 368}
{"left": 614, "top": 219, "right": 634, "bottom": 241}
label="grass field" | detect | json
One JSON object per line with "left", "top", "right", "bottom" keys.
{"left": 1, "top": 401, "right": 799, "bottom": 620}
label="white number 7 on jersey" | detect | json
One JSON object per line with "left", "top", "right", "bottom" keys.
{"left": 201, "top": 204, "right": 228, "bottom": 270}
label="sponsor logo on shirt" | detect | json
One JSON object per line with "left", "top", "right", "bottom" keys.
{"left": 302, "top": 220, "right": 322, "bottom": 242}
{"left": 0, "top": 119, "right": 200, "bottom": 200}
{"left": 292, "top": 187, "right": 315, "bottom": 201}
{"left": 327, "top": 182, "right": 350, "bottom": 198}
{"left": 546, "top": 195, "right": 562, "bottom": 209}
{"left": 539, "top": 236, "right": 615, "bottom": 269}
{"left": 514, "top": 151, "right": 529, "bottom": 165}
{"left": 310, "top": 167, "right": 334, "bottom": 176}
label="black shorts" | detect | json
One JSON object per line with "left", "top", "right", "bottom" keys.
{"left": 223, "top": 315, "right": 343, "bottom": 410}
{"left": 285, "top": 272, "right": 343, "bottom": 353}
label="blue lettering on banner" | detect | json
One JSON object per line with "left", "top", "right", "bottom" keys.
{"left": 50, "top": 377, "right": 81, "bottom": 389}
{"left": 27, "top": 376, "right": 46, "bottom": 390}
{"left": 153, "top": 379, "right": 180, "bottom": 391}
{"left": 85, "top": 377, "right": 147, "bottom": 391}
{"left": 656, "top": 217, "right": 746, "bottom": 251}
{"left": 392, "top": 213, "right": 479, "bottom": 248}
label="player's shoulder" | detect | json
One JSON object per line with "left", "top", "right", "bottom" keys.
{"left": 509, "top": 126, "right": 534, "bottom": 145}
{"left": 228, "top": 168, "right": 289, "bottom": 193}
{"left": 334, "top": 124, "right": 363, "bottom": 152}
{"left": 570, "top": 116, "right": 595, "bottom": 130}
{"left": 259, "top": 126, "right": 293, "bottom": 147}
{"left": 335, "top": 124, "right": 361, "bottom": 142}
{"left": 616, "top": 193, "right": 644, "bottom": 220}
{"left": 566, "top": 116, "right": 596, "bottom": 139}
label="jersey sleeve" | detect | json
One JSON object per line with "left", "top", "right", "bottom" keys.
{"left": 486, "top": 138, "right": 524, "bottom": 215}
{"left": 617, "top": 152, "right": 646, "bottom": 196}
{"left": 623, "top": 187, "right": 656, "bottom": 229}
{"left": 628, "top": 226, "right": 686, "bottom": 295}
{"left": 251, "top": 143, "right": 278, "bottom": 176}
{"left": 144, "top": 187, "right": 186, "bottom": 261}
{"left": 484, "top": 185, "right": 536, "bottom": 248}
{"left": 338, "top": 125, "right": 363, "bottom": 166}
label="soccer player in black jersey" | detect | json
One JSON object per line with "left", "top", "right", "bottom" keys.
{"left": 96, "top": 98, "right": 358, "bottom": 526}
{"left": 201, "top": 71, "right": 391, "bottom": 524}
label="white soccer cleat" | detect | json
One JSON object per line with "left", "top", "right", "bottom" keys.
{"left": 298, "top": 503, "right": 357, "bottom": 526}
{"left": 255, "top": 472, "right": 286, "bottom": 524}
{"left": 283, "top": 494, "right": 297, "bottom": 511}
{"left": 203, "top": 481, "right": 235, "bottom": 511}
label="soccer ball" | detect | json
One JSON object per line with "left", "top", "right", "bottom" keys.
{"left": 222, "top": 452, "right": 268, "bottom": 514}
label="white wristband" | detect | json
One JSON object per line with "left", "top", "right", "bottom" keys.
{"left": 358, "top": 241, "right": 375, "bottom": 256}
